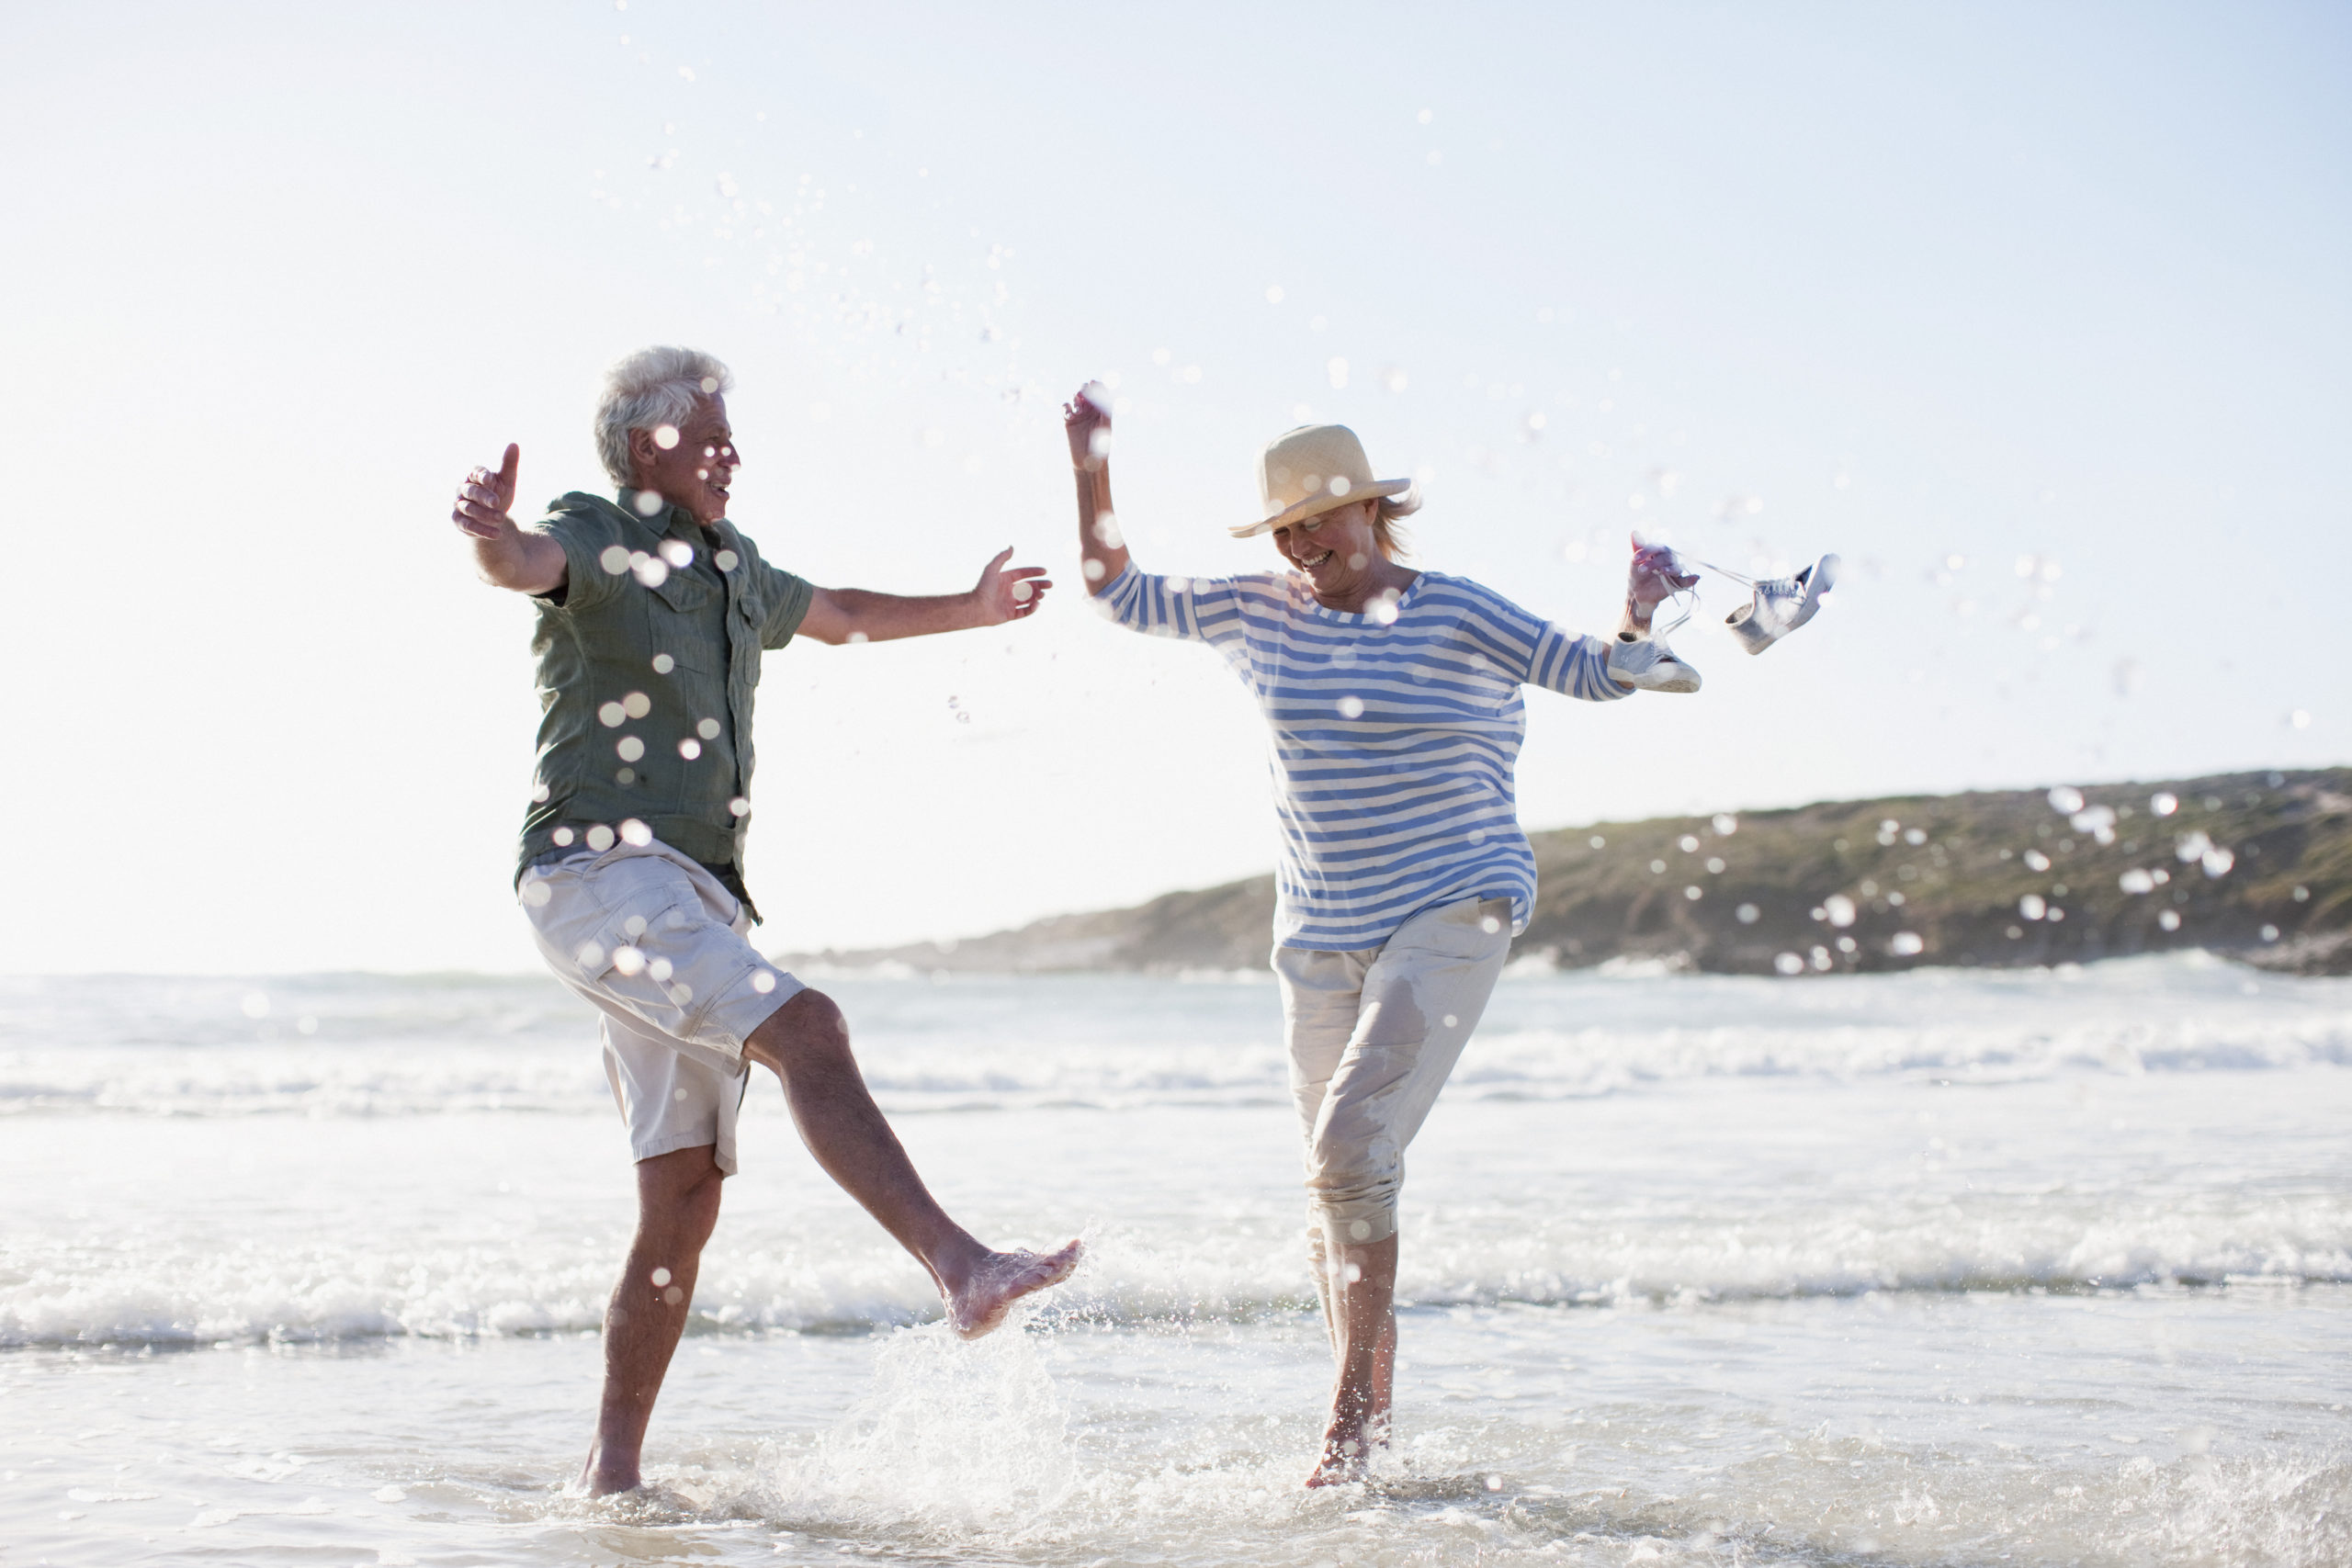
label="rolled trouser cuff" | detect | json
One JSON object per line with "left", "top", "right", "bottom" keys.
{"left": 1307, "top": 1192, "right": 1399, "bottom": 1248}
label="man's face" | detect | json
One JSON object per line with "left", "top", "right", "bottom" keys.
{"left": 629, "top": 394, "right": 740, "bottom": 526}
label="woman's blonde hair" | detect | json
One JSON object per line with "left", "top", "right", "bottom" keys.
{"left": 1371, "top": 490, "right": 1420, "bottom": 562}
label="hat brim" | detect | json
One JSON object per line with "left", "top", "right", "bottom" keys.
{"left": 1228, "top": 479, "right": 1414, "bottom": 538}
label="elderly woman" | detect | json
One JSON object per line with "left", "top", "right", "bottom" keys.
{"left": 1062, "top": 389, "right": 1694, "bottom": 1483}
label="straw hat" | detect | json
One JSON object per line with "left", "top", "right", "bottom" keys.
{"left": 1229, "top": 423, "right": 1416, "bottom": 538}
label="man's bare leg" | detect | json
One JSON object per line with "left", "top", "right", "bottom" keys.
{"left": 582, "top": 1145, "right": 726, "bottom": 1495}
{"left": 1306, "top": 1231, "right": 1400, "bottom": 1486}
{"left": 743, "top": 988, "right": 1080, "bottom": 1337}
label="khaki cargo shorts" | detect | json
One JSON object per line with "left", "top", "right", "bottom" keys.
{"left": 520, "top": 840, "right": 804, "bottom": 1175}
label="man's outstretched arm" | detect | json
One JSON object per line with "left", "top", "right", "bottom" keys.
{"left": 452, "top": 443, "right": 567, "bottom": 596}
{"left": 797, "top": 547, "right": 1052, "bottom": 645}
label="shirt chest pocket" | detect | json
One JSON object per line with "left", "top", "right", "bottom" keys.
{"left": 641, "top": 570, "right": 725, "bottom": 673}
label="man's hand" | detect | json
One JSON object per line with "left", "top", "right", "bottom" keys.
{"left": 452, "top": 444, "right": 567, "bottom": 595}
{"left": 801, "top": 549, "right": 1055, "bottom": 644}
{"left": 972, "top": 547, "right": 1052, "bottom": 625}
{"left": 453, "top": 444, "right": 522, "bottom": 539}
{"left": 1063, "top": 384, "right": 1113, "bottom": 473}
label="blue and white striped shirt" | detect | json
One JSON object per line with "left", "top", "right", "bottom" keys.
{"left": 1099, "top": 564, "right": 1629, "bottom": 952}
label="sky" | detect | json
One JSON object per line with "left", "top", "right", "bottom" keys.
{"left": 2, "top": 1, "right": 2346, "bottom": 973}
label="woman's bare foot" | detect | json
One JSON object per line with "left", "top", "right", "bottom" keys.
{"left": 942, "top": 1240, "right": 1083, "bottom": 1338}
{"left": 1304, "top": 1413, "right": 1388, "bottom": 1487}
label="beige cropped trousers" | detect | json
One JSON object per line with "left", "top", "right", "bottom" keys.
{"left": 1274, "top": 895, "right": 1515, "bottom": 1248}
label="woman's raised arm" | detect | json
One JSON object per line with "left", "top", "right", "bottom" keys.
{"left": 1062, "top": 384, "right": 1133, "bottom": 594}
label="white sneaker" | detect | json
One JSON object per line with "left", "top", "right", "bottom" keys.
{"left": 1608, "top": 631, "right": 1702, "bottom": 694}
{"left": 1721, "top": 554, "right": 1839, "bottom": 655}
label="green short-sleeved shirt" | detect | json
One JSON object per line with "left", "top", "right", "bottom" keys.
{"left": 515, "top": 489, "right": 813, "bottom": 886}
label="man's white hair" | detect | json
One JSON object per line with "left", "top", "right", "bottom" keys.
{"left": 594, "top": 345, "right": 734, "bottom": 486}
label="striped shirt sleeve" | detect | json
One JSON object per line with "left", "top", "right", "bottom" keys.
{"left": 1093, "top": 563, "right": 1248, "bottom": 651}
{"left": 1521, "top": 618, "right": 1634, "bottom": 702}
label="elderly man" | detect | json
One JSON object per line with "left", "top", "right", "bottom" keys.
{"left": 449, "top": 345, "right": 1079, "bottom": 1495}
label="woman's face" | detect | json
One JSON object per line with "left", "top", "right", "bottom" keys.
{"left": 1271, "top": 499, "right": 1381, "bottom": 595}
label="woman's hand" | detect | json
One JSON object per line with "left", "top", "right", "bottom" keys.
{"left": 1621, "top": 533, "right": 1698, "bottom": 634}
{"left": 1063, "top": 383, "right": 1113, "bottom": 473}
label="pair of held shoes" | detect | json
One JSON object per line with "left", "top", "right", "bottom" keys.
{"left": 1604, "top": 554, "right": 1841, "bottom": 695}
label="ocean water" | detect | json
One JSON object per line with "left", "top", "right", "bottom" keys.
{"left": 3, "top": 954, "right": 2348, "bottom": 1566}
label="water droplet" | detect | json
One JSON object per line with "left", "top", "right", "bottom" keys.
{"left": 585, "top": 825, "right": 616, "bottom": 852}
{"left": 2158, "top": 908, "right": 2182, "bottom": 931}
{"left": 663, "top": 1283, "right": 684, "bottom": 1304}
{"left": 652, "top": 653, "right": 675, "bottom": 674}
{"left": 616, "top": 736, "right": 645, "bottom": 761}
{"left": 2047, "top": 784, "right": 2086, "bottom": 814}
{"left": 1712, "top": 813, "right": 1737, "bottom": 835}
{"left": 1589, "top": 835, "right": 1606, "bottom": 849}
{"left": 600, "top": 545, "right": 632, "bottom": 574}
{"left": 697, "top": 717, "right": 722, "bottom": 739}
{"left": 714, "top": 549, "right": 741, "bottom": 571}
{"left": 1736, "top": 903, "right": 1760, "bottom": 924}
{"left": 1265, "top": 284, "right": 1284, "bottom": 304}
{"left": 659, "top": 539, "right": 693, "bottom": 567}
{"left": 620, "top": 818, "right": 652, "bottom": 846}
{"left": 1480, "top": 914, "right": 1503, "bottom": 932}
{"left": 2018, "top": 894, "right": 2047, "bottom": 920}
{"left": 678, "top": 738, "right": 702, "bottom": 760}
{"left": 650, "top": 1266, "right": 673, "bottom": 1286}
{"left": 240, "top": 990, "right": 270, "bottom": 1020}
{"left": 632, "top": 491, "right": 665, "bottom": 517}
{"left": 598, "top": 702, "right": 626, "bottom": 728}
{"left": 1773, "top": 952, "right": 1804, "bottom": 975}
{"left": 729, "top": 796, "right": 751, "bottom": 817}
{"left": 1683, "top": 886, "right": 1703, "bottom": 901}
{"left": 1337, "top": 695, "right": 1365, "bottom": 718}
{"left": 576, "top": 941, "right": 606, "bottom": 968}
{"left": 750, "top": 970, "right": 776, "bottom": 993}
{"left": 552, "top": 826, "right": 576, "bottom": 847}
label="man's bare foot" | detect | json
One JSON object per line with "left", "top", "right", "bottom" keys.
{"left": 579, "top": 1452, "right": 641, "bottom": 1497}
{"left": 943, "top": 1240, "right": 1083, "bottom": 1339}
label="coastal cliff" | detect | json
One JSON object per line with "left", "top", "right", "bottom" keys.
{"left": 775, "top": 767, "right": 2352, "bottom": 977}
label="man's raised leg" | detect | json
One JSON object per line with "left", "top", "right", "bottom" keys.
{"left": 743, "top": 988, "right": 1080, "bottom": 1337}
{"left": 582, "top": 1145, "right": 726, "bottom": 1495}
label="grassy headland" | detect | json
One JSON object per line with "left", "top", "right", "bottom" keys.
{"left": 776, "top": 767, "right": 2352, "bottom": 977}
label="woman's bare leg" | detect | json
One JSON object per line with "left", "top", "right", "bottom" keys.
{"left": 1307, "top": 1231, "right": 1400, "bottom": 1485}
